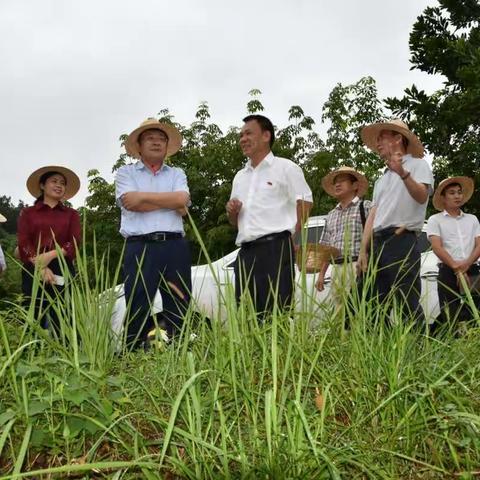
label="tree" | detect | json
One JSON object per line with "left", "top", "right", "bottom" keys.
{"left": 386, "top": 0, "right": 480, "bottom": 213}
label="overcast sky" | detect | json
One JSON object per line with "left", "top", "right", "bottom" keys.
{"left": 0, "top": 0, "right": 443, "bottom": 207}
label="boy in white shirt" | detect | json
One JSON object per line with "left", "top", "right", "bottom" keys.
{"left": 426, "top": 177, "right": 480, "bottom": 329}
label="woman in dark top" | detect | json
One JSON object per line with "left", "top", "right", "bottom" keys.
{"left": 17, "top": 166, "right": 81, "bottom": 333}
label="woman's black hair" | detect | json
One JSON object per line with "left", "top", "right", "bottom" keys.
{"left": 34, "top": 171, "right": 67, "bottom": 204}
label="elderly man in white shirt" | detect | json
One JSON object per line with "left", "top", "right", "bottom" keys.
{"left": 226, "top": 115, "right": 313, "bottom": 318}
{"left": 426, "top": 177, "right": 480, "bottom": 329}
{"left": 359, "top": 119, "right": 434, "bottom": 325}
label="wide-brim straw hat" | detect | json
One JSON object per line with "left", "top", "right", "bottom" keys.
{"left": 125, "top": 118, "right": 182, "bottom": 159}
{"left": 26, "top": 166, "right": 80, "bottom": 200}
{"left": 0, "top": 213, "right": 6, "bottom": 223}
{"left": 321, "top": 166, "right": 369, "bottom": 197}
{"left": 432, "top": 176, "right": 474, "bottom": 211}
{"left": 361, "top": 118, "right": 424, "bottom": 158}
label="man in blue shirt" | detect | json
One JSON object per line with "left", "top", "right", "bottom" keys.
{"left": 115, "top": 118, "right": 191, "bottom": 348}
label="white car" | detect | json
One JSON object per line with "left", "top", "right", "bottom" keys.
{"left": 191, "top": 216, "right": 441, "bottom": 322}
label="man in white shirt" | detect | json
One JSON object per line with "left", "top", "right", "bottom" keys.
{"left": 426, "top": 177, "right": 480, "bottom": 329}
{"left": 359, "top": 119, "right": 434, "bottom": 324}
{"left": 226, "top": 115, "right": 313, "bottom": 318}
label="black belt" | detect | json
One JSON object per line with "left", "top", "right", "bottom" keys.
{"left": 127, "top": 231, "right": 183, "bottom": 243}
{"left": 332, "top": 256, "right": 358, "bottom": 265}
{"left": 373, "top": 227, "right": 416, "bottom": 239}
{"left": 241, "top": 230, "right": 291, "bottom": 248}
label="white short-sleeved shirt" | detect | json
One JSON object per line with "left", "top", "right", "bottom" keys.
{"left": 426, "top": 211, "right": 480, "bottom": 261}
{"left": 115, "top": 161, "right": 189, "bottom": 238}
{"left": 372, "top": 154, "right": 434, "bottom": 232}
{"left": 230, "top": 152, "right": 313, "bottom": 245}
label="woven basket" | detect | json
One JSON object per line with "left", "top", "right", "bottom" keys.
{"left": 296, "top": 243, "right": 340, "bottom": 274}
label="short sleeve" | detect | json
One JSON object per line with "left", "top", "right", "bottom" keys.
{"left": 115, "top": 166, "right": 137, "bottom": 206}
{"left": 472, "top": 215, "right": 480, "bottom": 238}
{"left": 425, "top": 215, "right": 441, "bottom": 239}
{"left": 363, "top": 199, "right": 373, "bottom": 216}
{"left": 286, "top": 162, "right": 313, "bottom": 203}
{"left": 372, "top": 180, "right": 380, "bottom": 206}
{"left": 172, "top": 168, "right": 189, "bottom": 194}
{"left": 230, "top": 172, "right": 240, "bottom": 200}
{"left": 411, "top": 159, "right": 434, "bottom": 195}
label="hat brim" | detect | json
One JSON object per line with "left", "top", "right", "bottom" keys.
{"left": 432, "top": 176, "right": 474, "bottom": 211}
{"left": 321, "top": 168, "right": 369, "bottom": 197}
{"left": 361, "top": 122, "right": 424, "bottom": 158}
{"left": 125, "top": 122, "right": 182, "bottom": 159}
{"left": 0, "top": 213, "right": 6, "bottom": 223}
{"left": 26, "top": 166, "right": 81, "bottom": 200}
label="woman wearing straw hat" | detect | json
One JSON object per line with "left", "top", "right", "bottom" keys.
{"left": 17, "top": 166, "right": 81, "bottom": 333}
{"left": 426, "top": 177, "right": 480, "bottom": 330}
{"left": 0, "top": 213, "right": 7, "bottom": 274}
{"left": 316, "top": 166, "right": 371, "bottom": 323}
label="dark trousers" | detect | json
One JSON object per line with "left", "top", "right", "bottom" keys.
{"left": 436, "top": 264, "right": 480, "bottom": 326}
{"left": 368, "top": 229, "right": 424, "bottom": 324}
{"left": 234, "top": 232, "right": 294, "bottom": 318}
{"left": 21, "top": 258, "right": 74, "bottom": 335}
{"left": 123, "top": 237, "right": 191, "bottom": 347}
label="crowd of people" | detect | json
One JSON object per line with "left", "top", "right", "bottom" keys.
{"left": 1, "top": 114, "right": 479, "bottom": 348}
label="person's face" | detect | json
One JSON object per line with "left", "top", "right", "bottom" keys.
{"left": 442, "top": 184, "right": 464, "bottom": 209}
{"left": 41, "top": 174, "right": 66, "bottom": 201}
{"left": 239, "top": 120, "right": 270, "bottom": 158}
{"left": 333, "top": 174, "right": 358, "bottom": 200}
{"left": 376, "top": 129, "right": 402, "bottom": 159}
{"left": 138, "top": 129, "right": 169, "bottom": 161}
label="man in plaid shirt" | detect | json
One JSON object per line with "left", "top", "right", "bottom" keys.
{"left": 316, "top": 167, "right": 371, "bottom": 314}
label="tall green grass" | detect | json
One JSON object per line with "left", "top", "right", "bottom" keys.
{"left": 0, "top": 223, "right": 480, "bottom": 479}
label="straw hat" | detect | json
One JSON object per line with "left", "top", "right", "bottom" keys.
{"left": 0, "top": 213, "right": 6, "bottom": 223}
{"left": 432, "top": 176, "right": 474, "bottom": 211}
{"left": 361, "top": 119, "right": 424, "bottom": 158}
{"left": 26, "top": 166, "right": 80, "bottom": 200}
{"left": 125, "top": 118, "right": 182, "bottom": 159}
{"left": 321, "top": 166, "right": 369, "bottom": 197}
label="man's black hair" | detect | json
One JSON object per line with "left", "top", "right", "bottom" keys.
{"left": 440, "top": 182, "right": 462, "bottom": 196}
{"left": 243, "top": 114, "right": 275, "bottom": 148}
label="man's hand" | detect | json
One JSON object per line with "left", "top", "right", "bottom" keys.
{"left": 315, "top": 274, "right": 325, "bottom": 292}
{"left": 451, "top": 260, "right": 471, "bottom": 275}
{"left": 357, "top": 251, "right": 368, "bottom": 274}
{"left": 226, "top": 198, "right": 243, "bottom": 216}
{"left": 384, "top": 136, "right": 406, "bottom": 176}
{"left": 226, "top": 198, "right": 243, "bottom": 227}
{"left": 176, "top": 207, "right": 188, "bottom": 217}
{"left": 121, "top": 192, "right": 144, "bottom": 211}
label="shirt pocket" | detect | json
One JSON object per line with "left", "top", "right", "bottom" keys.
{"left": 255, "top": 180, "right": 282, "bottom": 202}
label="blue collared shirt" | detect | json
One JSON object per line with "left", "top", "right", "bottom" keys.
{"left": 115, "top": 161, "right": 189, "bottom": 238}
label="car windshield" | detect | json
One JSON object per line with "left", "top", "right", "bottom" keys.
{"left": 293, "top": 225, "right": 325, "bottom": 246}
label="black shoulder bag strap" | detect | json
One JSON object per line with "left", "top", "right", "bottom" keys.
{"left": 359, "top": 200, "right": 366, "bottom": 229}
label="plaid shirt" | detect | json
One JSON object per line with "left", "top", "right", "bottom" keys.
{"left": 319, "top": 197, "right": 372, "bottom": 260}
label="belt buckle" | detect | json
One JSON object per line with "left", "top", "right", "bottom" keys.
{"left": 152, "top": 232, "right": 166, "bottom": 242}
